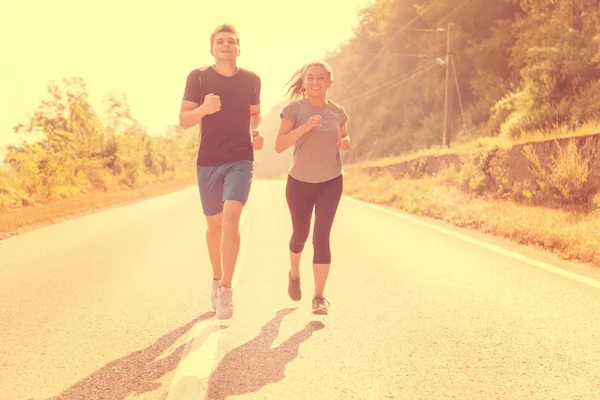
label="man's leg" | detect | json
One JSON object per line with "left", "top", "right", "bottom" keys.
{"left": 206, "top": 213, "right": 222, "bottom": 311}
{"left": 206, "top": 213, "right": 223, "bottom": 280}
{"left": 220, "top": 160, "right": 253, "bottom": 288}
{"left": 220, "top": 200, "right": 243, "bottom": 288}
{"left": 215, "top": 160, "right": 253, "bottom": 319}
{"left": 197, "top": 164, "right": 225, "bottom": 311}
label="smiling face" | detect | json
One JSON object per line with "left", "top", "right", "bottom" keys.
{"left": 303, "top": 65, "right": 332, "bottom": 98}
{"left": 210, "top": 31, "right": 240, "bottom": 61}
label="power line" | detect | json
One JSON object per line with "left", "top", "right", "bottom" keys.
{"left": 395, "top": 53, "right": 438, "bottom": 58}
{"left": 341, "top": 60, "right": 439, "bottom": 105}
{"left": 341, "top": 60, "right": 437, "bottom": 103}
{"left": 363, "top": 52, "right": 437, "bottom": 58}
{"left": 404, "top": 28, "right": 446, "bottom": 32}
{"left": 334, "top": 0, "right": 472, "bottom": 102}
{"left": 437, "top": 0, "right": 473, "bottom": 25}
{"left": 333, "top": 0, "right": 476, "bottom": 147}
{"left": 400, "top": 31, "right": 436, "bottom": 56}
{"left": 350, "top": 40, "right": 436, "bottom": 91}
{"left": 334, "top": 0, "right": 441, "bottom": 100}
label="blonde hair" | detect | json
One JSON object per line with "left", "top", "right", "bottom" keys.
{"left": 285, "top": 61, "right": 333, "bottom": 100}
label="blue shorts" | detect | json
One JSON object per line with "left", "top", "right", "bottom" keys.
{"left": 196, "top": 160, "right": 254, "bottom": 216}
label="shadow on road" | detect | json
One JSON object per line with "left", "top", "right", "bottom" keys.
{"left": 47, "top": 311, "right": 220, "bottom": 400}
{"left": 204, "top": 308, "right": 325, "bottom": 400}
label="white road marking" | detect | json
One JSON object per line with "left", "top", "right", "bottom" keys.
{"left": 344, "top": 195, "right": 600, "bottom": 290}
{"left": 166, "top": 207, "right": 251, "bottom": 399}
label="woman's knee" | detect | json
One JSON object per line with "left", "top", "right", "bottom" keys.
{"left": 290, "top": 230, "right": 309, "bottom": 253}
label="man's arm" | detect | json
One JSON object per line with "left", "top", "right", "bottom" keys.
{"left": 249, "top": 103, "right": 263, "bottom": 150}
{"left": 179, "top": 94, "right": 221, "bottom": 129}
{"left": 179, "top": 100, "right": 205, "bottom": 129}
{"left": 179, "top": 69, "right": 221, "bottom": 129}
{"left": 249, "top": 75, "right": 262, "bottom": 134}
{"left": 249, "top": 103, "right": 261, "bottom": 132}
{"left": 179, "top": 70, "right": 204, "bottom": 129}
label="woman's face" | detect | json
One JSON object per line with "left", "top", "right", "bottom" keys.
{"left": 303, "top": 65, "right": 332, "bottom": 98}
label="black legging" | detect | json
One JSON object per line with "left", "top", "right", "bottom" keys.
{"left": 286, "top": 174, "right": 343, "bottom": 264}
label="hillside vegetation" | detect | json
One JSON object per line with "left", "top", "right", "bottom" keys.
{"left": 0, "top": 77, "right": 198, "bottom": 208}
{"left": 258, "top": 0, "right": 600, "bottom": 172}
{"left": 323, "top": 0, "right": 600, "bottom": 160}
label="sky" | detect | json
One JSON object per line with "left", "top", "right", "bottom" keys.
{"left": 0, "top": 0, "right": 373, "bottom": 146}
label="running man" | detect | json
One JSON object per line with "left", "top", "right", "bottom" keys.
{"left": 179, "top": 24, "right": 263, "bottom": 319}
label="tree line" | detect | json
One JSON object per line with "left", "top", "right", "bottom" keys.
{"left": 0, "top": 77, "right": 198, "bottom": 207}
{"left": 322, "top": 0, "right": 600, "bottom": 162}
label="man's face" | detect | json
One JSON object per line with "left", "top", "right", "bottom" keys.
{"left": 211, "top": 32, "right": 239, "bottom": 60}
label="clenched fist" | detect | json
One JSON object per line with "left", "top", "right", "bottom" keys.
{"left": 200, "top": 93, "right": 221, "bottom": 115}
{"left": 251, "top": 129, "right": 263, "bottom": 150}
{"left": 302, "top": 115, "right": 321, "bottom": 131}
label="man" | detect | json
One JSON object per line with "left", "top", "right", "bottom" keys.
{"left": 179, "top": 24, "right": 263, "bottom": 319}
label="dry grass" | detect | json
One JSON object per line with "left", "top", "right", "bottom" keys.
{"left": 343, "top": 166, "right": 600, "bottom": 267}
{"left": 0, "top": 178, "right": 196, "bottom": 240}
{"left": 515, "top": 120, "right": 600, "bottom": 144}
{"left": 357, "top": 121, "right": 600, "bottom": 169}
{"left": 356, "top": 145, "right": 459, "bottom": 169}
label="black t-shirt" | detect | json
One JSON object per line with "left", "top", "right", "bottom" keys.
{"left": 182, "top": 66, "right": 261, "bottom": 166}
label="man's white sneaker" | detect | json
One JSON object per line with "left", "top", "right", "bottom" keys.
{"left": 216, "top": 286, "right": 234, "bottom": 319}
{"left": 211, "top": 279, "right": 219, "bottom": 311}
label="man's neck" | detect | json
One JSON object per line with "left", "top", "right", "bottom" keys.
{"left": 213, "top": 60, "right": 239, "bottom": 77}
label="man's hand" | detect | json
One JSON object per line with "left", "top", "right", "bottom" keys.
{"left": 251, "top": 129, "right": 264, "bottom": 150}
{"left": 338, "top": 136, "right": 351, "bottom": 150}
{"left": 200, "top": 93, "right": 221, "bottom": 115}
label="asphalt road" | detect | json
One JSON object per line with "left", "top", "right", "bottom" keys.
{"left": 1, "top": 180, "right": 599, "bottom": 400}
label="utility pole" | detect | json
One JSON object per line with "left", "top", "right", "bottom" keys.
{"left": 443, "top": 22, "right": 454, "bottom": 147}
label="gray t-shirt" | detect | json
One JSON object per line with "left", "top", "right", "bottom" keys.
{"left": 280, "top": 99, "right": 349, "bottom": 183}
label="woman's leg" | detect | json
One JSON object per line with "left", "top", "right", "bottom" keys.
{"left": 285, "top": 175, "right": 317, "bottom": 301}
{"left": 312, "top": 175, "right": 343, "bottom": 301}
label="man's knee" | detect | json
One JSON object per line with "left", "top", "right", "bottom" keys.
{"left": 206, "top": 213, "right": 222, "bottom": 234}
{"left": 222, "top": 200, "right": 243, "bottom": 233}
{"left": 223, "top": 217, "right": 241, "bottom": 234}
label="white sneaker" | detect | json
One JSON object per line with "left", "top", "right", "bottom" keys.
{"left": 216, "top": 286, "right": 234, "bottom": 319}
{"left": 211, "top": 279, "right": 219, "bottom": 311}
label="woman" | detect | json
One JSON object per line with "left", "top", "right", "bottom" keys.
{"left": 275, "top": 61, "right": 351, "bottom": 315}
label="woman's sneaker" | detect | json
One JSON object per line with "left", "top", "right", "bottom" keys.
{"left": 312, "top": 296, "right": 330, "bottom": 315}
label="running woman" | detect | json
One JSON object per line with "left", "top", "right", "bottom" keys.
{"left": 275, "top": 61, "right": 351, "bottom": 315}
